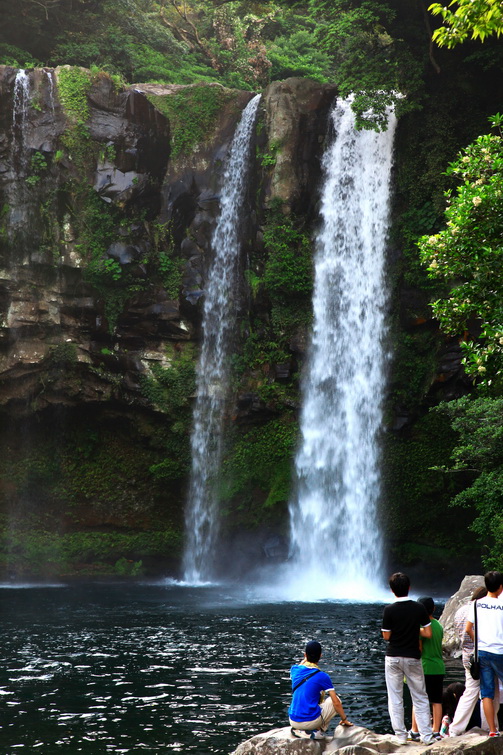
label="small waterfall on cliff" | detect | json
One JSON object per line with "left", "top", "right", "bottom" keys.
{"left": 286, "top": 98, "right": 397, "bottom": 600}
{"left": 9, "top": 69, "right": 31, "bottom": 243}
{"left": 45, "top": 69, "right": 56, "bottom": 115}
{"left": 182, "top": 94, "right": 261, "bottom": 584}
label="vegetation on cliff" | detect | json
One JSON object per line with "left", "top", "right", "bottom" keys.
{"left": 416, "top": 18, "right": 503, "bottom": 569}
{"left": 3, "top": 0, "right": 502, "bottom": 127}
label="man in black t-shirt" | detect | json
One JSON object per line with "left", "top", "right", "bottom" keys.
{"left": 381, "top": 572, "right": 434, "bottom": 745}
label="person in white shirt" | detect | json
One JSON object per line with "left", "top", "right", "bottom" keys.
{"left": 449, "top": 586, "right": 498, "bottom": 735}
{"left": 466, "top": 571, "right": 503, "bottom": 737}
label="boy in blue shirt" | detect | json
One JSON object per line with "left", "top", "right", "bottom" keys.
{"left": 288, "top": 640, "right": 353, "bottom": 740}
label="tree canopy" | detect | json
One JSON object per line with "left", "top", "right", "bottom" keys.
{"left": 430, "top": 0, "right": 503, "bottom": 48}
{"left": 418, "top": 114, "right": 503, "bottom": 387}
{"left": 0, "top": 0, "right": 440, "bottom": 127}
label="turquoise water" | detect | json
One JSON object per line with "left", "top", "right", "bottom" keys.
{"left": 0, "top": 583, "right": 455, "bottom": 753}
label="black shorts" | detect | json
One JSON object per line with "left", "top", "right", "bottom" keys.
{"left": 424, "top": 674, "right": 444, "bottom": 704}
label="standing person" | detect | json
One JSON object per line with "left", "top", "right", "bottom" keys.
{"left": 465, "top": 570, "right": 503, "bottom": 737}
{"left": 381, "top": 572, "right": 435, "bottom": 745}
{"left": 288, "top": 640, "right": 353, "bottom": 740}
{"left": 449, "top": 586, "right": 497, "bottom": 736}
{"left": 409, "top": 597, "right": 445, "bottom": 740}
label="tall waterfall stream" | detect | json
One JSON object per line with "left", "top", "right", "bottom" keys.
{"left": 9, "top": 69, "right": 31, "bottom": 244}
{"left": 183, "top": 94, "right": 261, "bottom": 584}
{"left": 286, "top": 98, "right": 397, "bottom": 599}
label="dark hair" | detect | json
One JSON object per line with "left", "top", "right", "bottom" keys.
{"left": 484, "top": 571, "right": 503, "bottom": 593}
{"left": 419, "top": 596, "right": 435, "bottom": 615}
{"left": 442, "top": 682, "right": 465, "bottom": 719}
{"left": 305, "top": 641, "right": 322, "bottom": 663}
{"left": 471, "top": 586, "right": 487, "bottom": 601}
{"left": 389, "top": 572, "right": 410, "bottom": 598}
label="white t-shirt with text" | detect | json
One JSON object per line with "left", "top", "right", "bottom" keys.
{"left": 468, "top": 596, "right": 503, "bottom": 654}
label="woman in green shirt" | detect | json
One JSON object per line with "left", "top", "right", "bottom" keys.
{"left": 409, "top": 597, "right": 445, "bottom": 741}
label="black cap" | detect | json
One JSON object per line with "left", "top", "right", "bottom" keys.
{"left": 305, "top": 641, "right": 322, "bottom": 661}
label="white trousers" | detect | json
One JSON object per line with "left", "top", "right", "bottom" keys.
{"left": 289, "top": 697, "right": 336, "bottom": 732}
{"left": 449, "top": 663, "right": 499, "bottom": 736}
{"left": 385, "top": 656, "right": 433, "bottom": 743}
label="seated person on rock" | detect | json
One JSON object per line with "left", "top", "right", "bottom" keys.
{"left": 288, "top": 640, "right": 353, "bottom": 740}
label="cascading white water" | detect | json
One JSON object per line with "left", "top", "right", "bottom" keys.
{"left": 182, "top": 94, "right": 261, "bottom": 584}
{"left": 286, "top": 97, "right": 397, "bottom": 601}
{"left": 9, "top": 70, "right": 31, "bottom": 242}
{"left": 12, "top": 70, "right": 30, "bottom": 142}
{"left": 45, "top": 69, "right": 56, "bottom": 115}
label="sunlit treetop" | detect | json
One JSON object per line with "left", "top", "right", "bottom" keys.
{"left": 429, "top": 0, "right": 503, "bottom": 48}
{"left": 418, "top": 114, "right": 503, "bottom": 387}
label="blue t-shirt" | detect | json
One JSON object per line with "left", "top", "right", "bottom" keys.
{"left": 288, "top": 665, "right": 334, "bottom": 722}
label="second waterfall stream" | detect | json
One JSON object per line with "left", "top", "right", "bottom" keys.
{"left": 286, "top": 97, "right": 397, "bottom": 600}
{"left": 183, "top": 94, "right": 262, "bottom": 584}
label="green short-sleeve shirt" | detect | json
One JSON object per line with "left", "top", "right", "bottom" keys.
{"left": 421, "top": 618, "right": 445, "bottom": 675}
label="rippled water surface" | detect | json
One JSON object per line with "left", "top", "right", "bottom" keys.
{"left": 0, "top": 583, "right": 455, "bottom": 753}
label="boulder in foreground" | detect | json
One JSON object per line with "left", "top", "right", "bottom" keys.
{"left": 231, "top": 724, "right": 503, "bottom": 754}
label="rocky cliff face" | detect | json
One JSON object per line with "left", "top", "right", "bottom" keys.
{"left": 0, "top": 66, "right": 484, "bottom": 581}
{"left": 0, "top": 67, "right": 337, "bottom": 578}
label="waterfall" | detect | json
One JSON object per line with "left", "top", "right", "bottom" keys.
{"left": 45, "top": 69, "right": 56, "bottom": 115}
{"left": 182, "top": 94, "right": 261, "bottom": 584}
{"left": 9, "top": 69, "right": 31, "bottom": 243}
{"left": 286, "top": 98, "right": 397, "bottom": 601}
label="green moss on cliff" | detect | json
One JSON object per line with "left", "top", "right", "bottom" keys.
{"left": 147, "top": 85, "right": 235, "bottom": 158}
{"left": 57, "top": 66, "right": 91, "bottom": 122}
{"left": 140, "top": 345, "right": 196, "bottom": 482}
{"left": 219, "top": 416, "right": 298, "bottom": 529}
{"left": 0, "top": 528, "right": 181, "bottom": 578}
{"left": 381, "top": 410, "right": 476, "bottom": 558}
{"left": 0, "top": 406, "right": 184, "bottom": 578}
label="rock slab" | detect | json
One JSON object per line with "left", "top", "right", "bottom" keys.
{"left": 440, "top": 575, "right": 485, "bottom": 657}
{"left": 231, "top": 726, "right": 503, "bottom": 755}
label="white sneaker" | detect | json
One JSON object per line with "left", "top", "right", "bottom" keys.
{"left": 291, "top": 728, "right": 325, "bottom": 740}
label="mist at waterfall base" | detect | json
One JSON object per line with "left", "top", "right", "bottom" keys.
{"left": 0, "top": 582, "right": 462, "bottom": 754}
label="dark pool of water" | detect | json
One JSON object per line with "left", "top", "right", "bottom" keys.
{"left": 0, "top": 583, "right": 461, "bottom": 754}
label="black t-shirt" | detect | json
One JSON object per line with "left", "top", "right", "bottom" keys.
{"left": 382, "top": 599, "right": 431, "bottom": 659}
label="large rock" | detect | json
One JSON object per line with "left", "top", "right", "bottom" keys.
{"left": 262, "top": 77, "right": 336, "bottom": 211}
{"left": 440, "top": 575, "right": 484, "bottom": 657}
{"left": 231, "top": 725, "right": 503, "bottom": 754}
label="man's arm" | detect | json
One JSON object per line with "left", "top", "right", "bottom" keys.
{"left": 328, "top": 689, "right": 353, "bottom": 726}
{"left": 419, "top": 624, "right": 432, "bottom": 639}
{"left": 382, "top": 630, "right": 391, "bottom": 641}
{"left": 466, "top": 620, "right": 474, "bottom": 641}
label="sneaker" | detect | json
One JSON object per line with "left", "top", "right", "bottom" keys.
{"left": 291, "top": 728, "right": 325, "bottom": 740}
{"left": 489, "top": 731, "right": 500, "bottom": 737}
{"left": 432, "top": 732, "right": 442, "bottom": 741}
{"left": 407, "top": 730, "right": 420, "bottom": 742}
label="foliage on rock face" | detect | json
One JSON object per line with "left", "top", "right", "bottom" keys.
{"left": 381, "top": 410, "right": 474, "bottom": 557}
{"left": 0, "top": 0, "right": 438, "bottom": 128}
{"left": 0, "top": 408, "right": 183, "bottom": 577}
{"left": 433, "top": 397, "right": 503, "bottom": 569}
{"left": 146, "top": 86, "right": 232, "bottom": 158}
{"left": 262, "top": 209, "right": 313, "bottom": 300}
{"left": 418, "top": 115, "right": 503, "bottom": 386}
{"left": 430, "top": 0, "right": 503, "bottom": 48}
{"left": 219, "top": 417, "right": 298, "bottom": 526}
{"left": 140, "top": 346, "right": 196, "bottom": 481}
{"left": 306, "top": 0, "right": 428, "bottom": 129}
{"left": 0, "top": 528, "right": 181, "bottom": 577}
